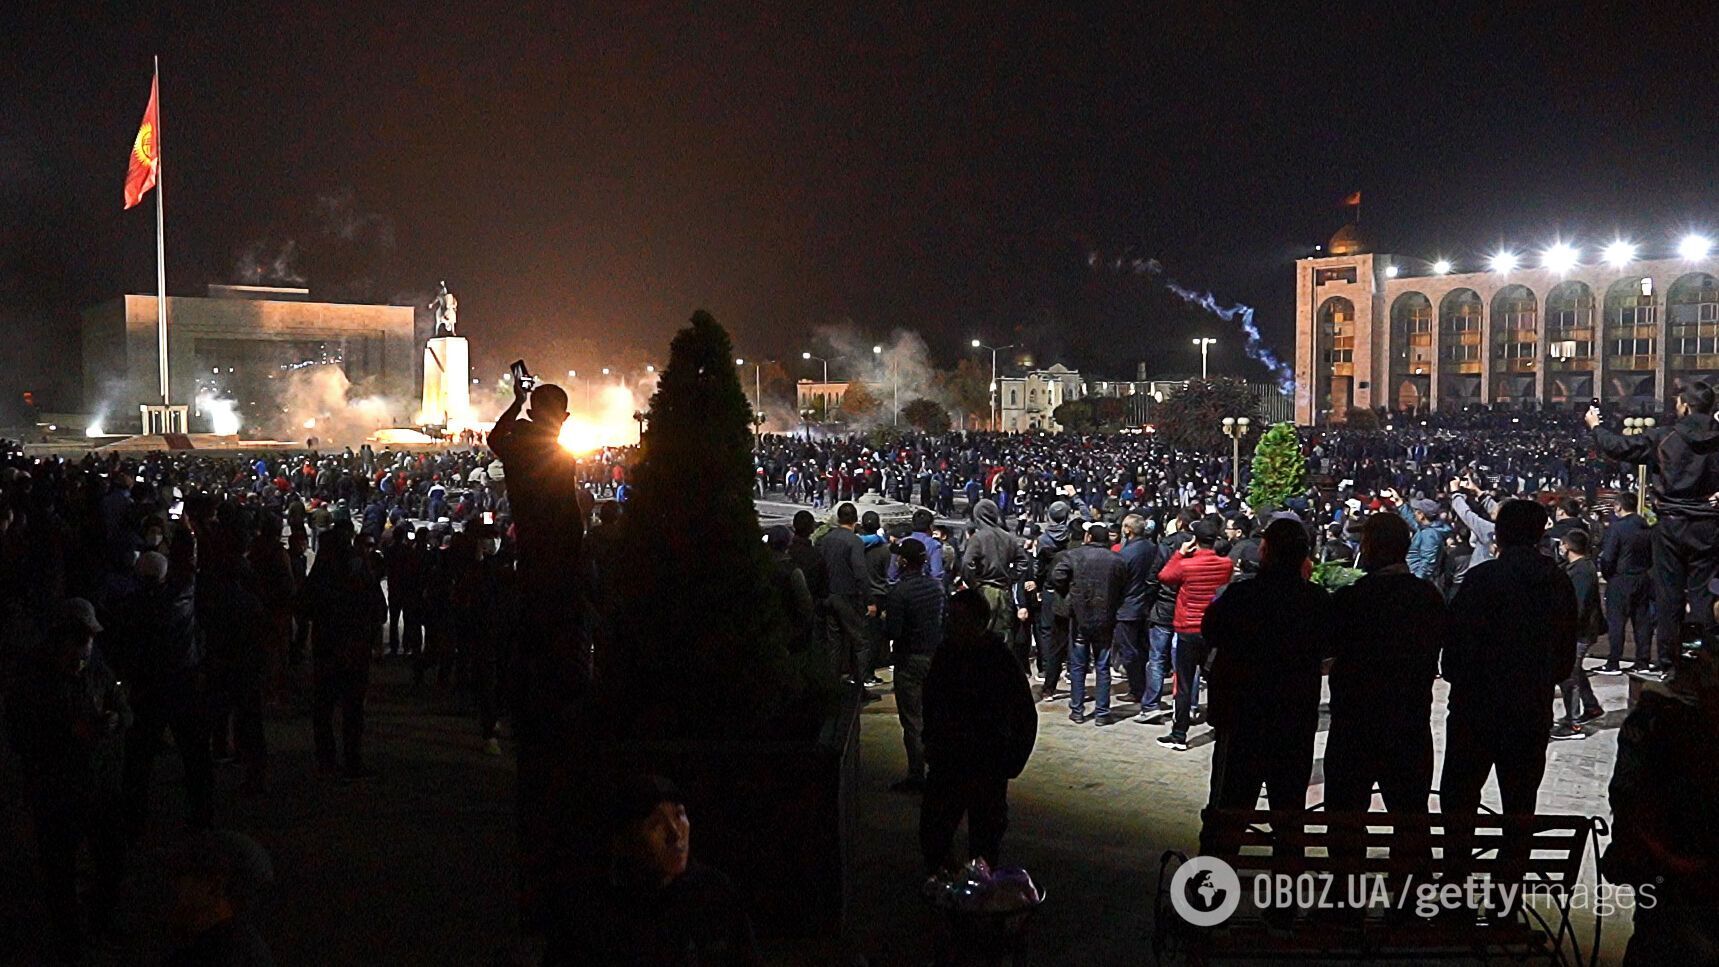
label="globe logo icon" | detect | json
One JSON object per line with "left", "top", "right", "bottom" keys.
{"left": 1168, "top": 855, "right": 1242, "bottom": 927}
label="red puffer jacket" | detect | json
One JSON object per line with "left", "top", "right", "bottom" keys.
{"left": 1156, "top": 546, "right": 1234, "bottom": 635}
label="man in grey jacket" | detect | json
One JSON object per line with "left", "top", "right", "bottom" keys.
{"left": 1448, "top": 479, "right": 1498, "bottom": 574}
{"left": 818, "top": 502, "right": 873, "bottom": 686}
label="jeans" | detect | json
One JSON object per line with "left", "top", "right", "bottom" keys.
{"left": 1169, "top": 632, "right": 1206, "bottom": 740}
{"left": 1143, "top": 625, "right": 1174, "bottom": 711}
{"left": 1068, "top": 626, "right": 1113, "bottom": 717}
{"left": 895, "top": 655, "right": 933, "bottom": 779}
{"left": 1559, "top": 638, "right": 1603, "bottom": 726}
{"left": 1606, "top": 573, "right": 1655, "bottom": 666}
{"left": 1113, "top": 618, "right": 1146, "bottom": 700}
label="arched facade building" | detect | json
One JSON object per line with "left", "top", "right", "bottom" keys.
{"left": 1294, "top": 229, "right": 1719, "bottom": 424}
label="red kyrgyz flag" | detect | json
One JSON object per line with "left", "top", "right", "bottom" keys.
{"left": 123, "top": 70, "right": 160, "bottom": 209}
{"left": 1341, "top": 191, "right": 1362, "bottom": 207}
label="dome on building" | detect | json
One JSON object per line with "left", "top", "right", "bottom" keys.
{"left": 1327, "top": 223, "right": 1371, "bottom": 256}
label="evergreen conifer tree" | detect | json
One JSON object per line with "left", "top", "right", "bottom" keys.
{"left": 1246, "top": 421, "right": 1308, "bottom": 509}
{"left": 601, "top": 310, "right": 834, "bottom": 737}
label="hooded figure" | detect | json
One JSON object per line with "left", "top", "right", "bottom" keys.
{"left": 961, "top": 499, "right": 1024, "bottom": 636}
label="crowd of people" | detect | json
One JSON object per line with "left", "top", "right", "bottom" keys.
{"left": 3, "top": 384, "right": 1717, "bottom": 962}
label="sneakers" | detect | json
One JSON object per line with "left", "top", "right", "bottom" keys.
{"left": 1549, "top": 723, "right": 1587, "bottom": 741}
{"left": 1068, "top": 711, "right": 1088, "bottom": 724}
{"left": 483, "top": 737, "right": 502, "bottom": 756}
{"left": 1577, "top": 707, "right": 1606, "bottom": 725}
{"left": 1134, "top": 703, "right": 1166, "bottom": 724}
{"left": 1094, "top": 714, "right": 1118, "bottom": 727}
{"left": 1156, "top": 734, "right": 1190, "bottom": 752}
{"left": 1594, "top": 664, "right": 1623, "bottom": 676}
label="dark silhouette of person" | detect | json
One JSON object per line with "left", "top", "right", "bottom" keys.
{"left": 1326, "top": 512, "right": 1444, "bottom": 886}
{"left": 489, "top": 378, "right": 589, "bottom": 928}
{"left": 1589, "top": 381, "right": 1719, "bottom": 652}
{"left": 920, "top": 590, "right": 1037, "bottom": 872}
{"left": 1441, "top": 499, "right": 1578, "bottom": 817}
{"left": 1198, "top": 519, "right": 1330, "bottom": 853}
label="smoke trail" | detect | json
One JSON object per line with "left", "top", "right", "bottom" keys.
{"left": 1163, "top": 283, "right": 1295, "bottom": 393}
{"left": 1089, "top": 249, "right": 1295, "bottom": 393}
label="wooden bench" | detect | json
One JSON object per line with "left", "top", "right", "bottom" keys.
{"left": 1153, "top": 807, "right": 1607, "bottom": 966}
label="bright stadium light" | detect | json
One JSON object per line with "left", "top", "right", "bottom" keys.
{"left": 1541, "top": 243, "right": 1578, "bottom": 273}
{"left": 1385, "top": 264, "right": 1400, "bottom": 278}
{"left": 1432, "top": 259, "right": 1452, "bottom": 275}
{"left": 1680, "top": 233, "right": 1713, "bottom": 260}
{"left": 1603, "top": 240, "right": 1637, "bottom": 268}
{"left": 1489, "top": 251, "right": 1519, "bottom": 273}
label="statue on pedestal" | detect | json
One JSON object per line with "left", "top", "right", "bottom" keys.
{"left": 429, "top": 280, "right": 459, "bottom": 337}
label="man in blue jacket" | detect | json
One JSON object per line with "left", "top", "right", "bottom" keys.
{"left": 1395, "top": 494, "right": 1449, "bottom": 584}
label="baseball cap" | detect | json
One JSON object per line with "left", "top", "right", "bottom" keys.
{"left": 1411, "top": 498, "right": 1441, "bottom": 516}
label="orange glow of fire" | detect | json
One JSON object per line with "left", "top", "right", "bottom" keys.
{"left": 557, "top": 384, "right": 642, "bottom": 455}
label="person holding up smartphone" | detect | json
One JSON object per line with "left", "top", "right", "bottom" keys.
{"left": 1588, "top": 381, "right": 1719, "bottom": 656}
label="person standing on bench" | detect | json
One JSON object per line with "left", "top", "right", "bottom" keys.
{"left": 1197, "top": 518, "right": 1331, "bottom": 854}
{"left": 1326, "top": 512, "right": 1446, "bottom": 886}
{"left": 1440, "top": 500, "right": 1578, "bottom": 898}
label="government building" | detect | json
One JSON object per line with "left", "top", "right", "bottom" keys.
{"left": 1294, "top": 224, "right": 1719, "bottom": 424}
{"left": 81, "top": 284, "right": 419, "bottom": 432}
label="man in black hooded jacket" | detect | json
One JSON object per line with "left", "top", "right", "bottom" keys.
{"left": 1030, "top": 500, "right": 1075, "bottom": 701}
{"left": 960, "top": 498, "right": 1024, "bottom": 640}
{"left": 1589, "top": 380, "right": 1719, "bottom": 650}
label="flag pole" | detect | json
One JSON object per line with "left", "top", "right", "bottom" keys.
{"left": 153, "top": 55, "right": 169, "bottom": 408}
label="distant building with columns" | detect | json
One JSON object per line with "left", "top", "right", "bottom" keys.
{"left": 1295, "top": 224, "right": 1719, "bottom": 424}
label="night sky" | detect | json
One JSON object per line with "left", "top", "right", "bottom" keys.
{"left": 7, "top": 3, "right": 1719, "bottom": 411}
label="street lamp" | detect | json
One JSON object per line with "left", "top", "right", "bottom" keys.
{"left": 1192, "top": 338, "right": 1217, "bottom": 380}
{"left": 1221, "top": 416, "right": 1251, "bottom": 490}
{"left": 971, "top": 338, "right": 1015, "bottom": 431}
{"left": 736, "top": 357, "right": 769, "bottom": 417}
{"left": 873, "top": 344, "right": 899, "bottom": 426}
{"left": 1622, "top": 416, "right": 1656, "bottom": 515}
{"left": 801, "top": 351, "right": 829, "bottom": 386}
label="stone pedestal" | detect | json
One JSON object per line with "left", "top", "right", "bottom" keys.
{"left": 420, "top": 336, "right": 470, "bottom": 426}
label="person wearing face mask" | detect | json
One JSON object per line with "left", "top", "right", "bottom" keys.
{"left": 4, "top": 598, "right": 131, "bottom": 964}
{"left": 544, "top": 775, "right": 761, "bottom": 967}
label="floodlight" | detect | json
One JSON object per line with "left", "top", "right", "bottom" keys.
{"left": 1541, "top": 243, "right": 1578, "bottom": 273}
{"left": 1603, "top": 240, "right": 1637, "bottom": 268}
{"left": 1432, "top": 259, "right": 1452, "bottom": 275}
{"left": 1489, "top": 251, "right": 1518, "bottom": 273}
{"left": 1680, "top": 234, "right": 1712, "bottom": 260}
